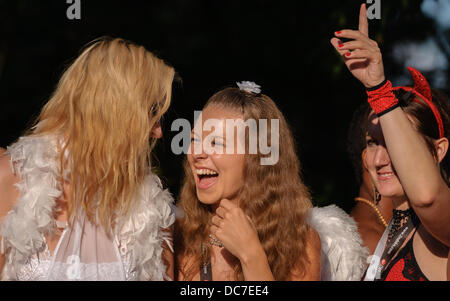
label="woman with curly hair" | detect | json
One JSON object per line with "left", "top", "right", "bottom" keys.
{"left": 0, "top": 37, "right": 176, "bottom": 280}
{"left": 331, "top": 4, "right": 450, "bottom": 280}
{"left": 175, "top": 83, "right": 368, "bottom": 281}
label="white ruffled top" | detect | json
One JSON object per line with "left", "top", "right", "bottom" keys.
{"left": 0, "top": 134, "right": 175, "bottom": 281}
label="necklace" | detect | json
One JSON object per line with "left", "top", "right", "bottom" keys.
{"left": 199, "top": 235, "right": 223, "bottom": 281}
{"left": 354, "top": 197, "right": 389, "bottom": 228}
{"left": 200, "top": 243, "right": 213, "bottom": 281}
{"left": 388, "top": 208, "right": 418, "bottom": 241}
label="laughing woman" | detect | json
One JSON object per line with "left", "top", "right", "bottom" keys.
{"left": 174, "top": 83, "right": 368, "bottom": 281}
{"left": 331, "top": 4, "right": 450, "bottom": 280}
{"left": 0, "top": 37, "right": 175, "bottom": 280}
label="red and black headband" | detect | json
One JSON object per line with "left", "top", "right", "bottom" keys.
{"left": 392, "top": 67, "right": 444, "bottom": 139}
{"left": 366, "top": 66, "right": 444, "bottom": 139}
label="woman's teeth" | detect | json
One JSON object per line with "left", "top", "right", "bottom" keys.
{"left": 196, "top": 169, "right": 218, "bottom": 176}
{"left": 196, "top": 168, "right": 219, "bottom": 190}
{"left": 378, "top": 172, "right": 394, "bottom": 178}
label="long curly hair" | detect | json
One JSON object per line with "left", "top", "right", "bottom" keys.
{"left": 28, "top": 37, "right": 175, "bottom": 230}
{"left": 176, "top": 87, "right": 313, "bottom": 280}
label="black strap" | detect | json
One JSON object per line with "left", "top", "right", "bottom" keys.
{"left": 375, "top": 211, "right": 419, "bottom": 279}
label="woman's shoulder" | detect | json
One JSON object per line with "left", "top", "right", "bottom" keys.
{"left": 305, "top": 226, "right": 322, "bottom": 277}
{"left": 0, "top": 149, "right": 20, "bottom": 218}
{"left": 351, "top": 205, "right": 386, "bottom": 254}
{"left": 286, "top": 225, "right": 321, "bottom": 281}
{"left": 306, "top": 226, "right": 321, "bottom": 254}
{"left": 0, "top": 148, "right": 16, "bottom": 182}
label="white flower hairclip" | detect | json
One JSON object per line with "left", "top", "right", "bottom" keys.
{"left": 236, "top": 81, "right": 261, "bottom": 94}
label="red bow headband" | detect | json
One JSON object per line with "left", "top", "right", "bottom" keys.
{"left": 392, "top": 67, "right": 444, "bottom": 139}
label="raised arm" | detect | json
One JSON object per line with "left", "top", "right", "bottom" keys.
{"left": 375, "top": 108, "right": 449, "bottom": 245}
{"left": 330, "top": 4, "right": 450, "bottom": 245}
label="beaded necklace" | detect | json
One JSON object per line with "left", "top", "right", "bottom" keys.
{"left": 354, "top": 197, "right": 388, "bottom": 228}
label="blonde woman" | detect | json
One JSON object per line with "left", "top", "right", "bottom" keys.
{"left": 0, "top": 37, "right": 176, "bottom": 280}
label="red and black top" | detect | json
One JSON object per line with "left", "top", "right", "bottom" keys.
{"left": 380, "top": 229, "right": 428, "bottom": 281}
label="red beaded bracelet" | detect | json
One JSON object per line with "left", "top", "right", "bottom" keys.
{"left": 366, "top": 79, "right": 399, "bottom": 116}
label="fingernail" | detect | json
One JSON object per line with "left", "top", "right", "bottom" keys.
{"left": 338, "top": 43, "right": 344, "bottom": 48}
{"left": 335, "top": 31, "right": 342, "bottom": 35}
{"left": 345, "top": 52, "right": 351, "bottom": 57}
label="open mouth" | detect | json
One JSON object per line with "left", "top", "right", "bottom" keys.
{"left": 196, "top": 168, "right": 219, "bottom": 189}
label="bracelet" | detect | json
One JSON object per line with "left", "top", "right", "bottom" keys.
{"left": 366, "top": 79, "right": 399, "bottom": 116}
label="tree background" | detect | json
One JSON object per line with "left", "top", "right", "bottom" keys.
{"left": 0, "top": 0, "right": 448, "bottom": 212}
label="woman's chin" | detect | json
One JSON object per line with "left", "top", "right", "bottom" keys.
{"left": 196, "top": 193, "right": 220, "bottom": 206}
{"left": 378, "top": 185, "right": 404, "bottom": 199}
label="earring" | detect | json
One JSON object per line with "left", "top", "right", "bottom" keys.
{"left": 373, "top": 186, "right": 381, "bottom": 205}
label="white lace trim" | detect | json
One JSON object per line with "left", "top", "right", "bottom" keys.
{"left": 0, "top": 134, "right": 175, "bottom": 280}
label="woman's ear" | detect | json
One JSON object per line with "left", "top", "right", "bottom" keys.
{"left": 434, "top": 137, "right": 449, "bottom": 164}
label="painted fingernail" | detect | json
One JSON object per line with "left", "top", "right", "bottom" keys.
{"left": 345, "top": 52, "right": 351, "bottom": 57}
{"left": 335, "top": 31, "right": 342, "bottom": 35}
{"left": 338, "top": 43, "right": 344, "bottom": 48}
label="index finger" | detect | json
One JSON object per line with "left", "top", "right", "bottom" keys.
{"left": 215, "top": 206, "right": 226, "bottom": 218}
{"left": 358, "top": 3, "right": 369, "bottom": 37}
{"left": 219, "top": 198, "right": 235, "bottom": 210}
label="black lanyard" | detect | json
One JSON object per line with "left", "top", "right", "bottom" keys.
{"left": 375, "top": 211, "right": 419, "bottom": 279}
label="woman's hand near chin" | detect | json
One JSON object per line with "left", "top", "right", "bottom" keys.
{"left": 210, "top": 199, "right": 275, "bottom": 280}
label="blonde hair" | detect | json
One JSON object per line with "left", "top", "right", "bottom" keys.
{"left": 30, "top": 37, "right": 175, "bottom": 230}
{"left": 176, "top": 87, "right": 313, "bottom": 280}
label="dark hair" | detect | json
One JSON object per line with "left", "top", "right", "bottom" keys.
{"left": 347, "top": 102, "right": 372, "bottom": 187}
{"left": 347, "top": 88, "right": 450, "bottom": 188}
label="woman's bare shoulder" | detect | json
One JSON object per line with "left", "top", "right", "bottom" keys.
{"left": 0, "top": 149, "right": 20, "bottom": 217}
{"left": 287, "top": 226, "right": 321, "bottom": 281}
{"left": 308, "top": 226, "right": 321, "bottom": 245}
{"left": 306, "top": 226, "right": 322, "bottom": 262}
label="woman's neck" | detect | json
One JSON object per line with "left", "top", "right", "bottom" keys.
{"left": 210, "top": 197, "right": 240, "bottom": 213}
{"left": 392, "top": 197, "right": 410, "bottom": 211}
{"left": 358, "top": 185, "right": 393, "bottom": 221}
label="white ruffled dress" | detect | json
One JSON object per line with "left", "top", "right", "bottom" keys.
{"left": 0, "top": 135, "right": 175, "bottom": 281}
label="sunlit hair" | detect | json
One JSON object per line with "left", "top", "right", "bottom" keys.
{"left": 393, "top": 88, "right": 450, "bottom": 186}
{"left": 28, "top": 37, "right": 175, "bottom": 230}
{"left": 176, "top": 87, "right": 313, "bottom": 280}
